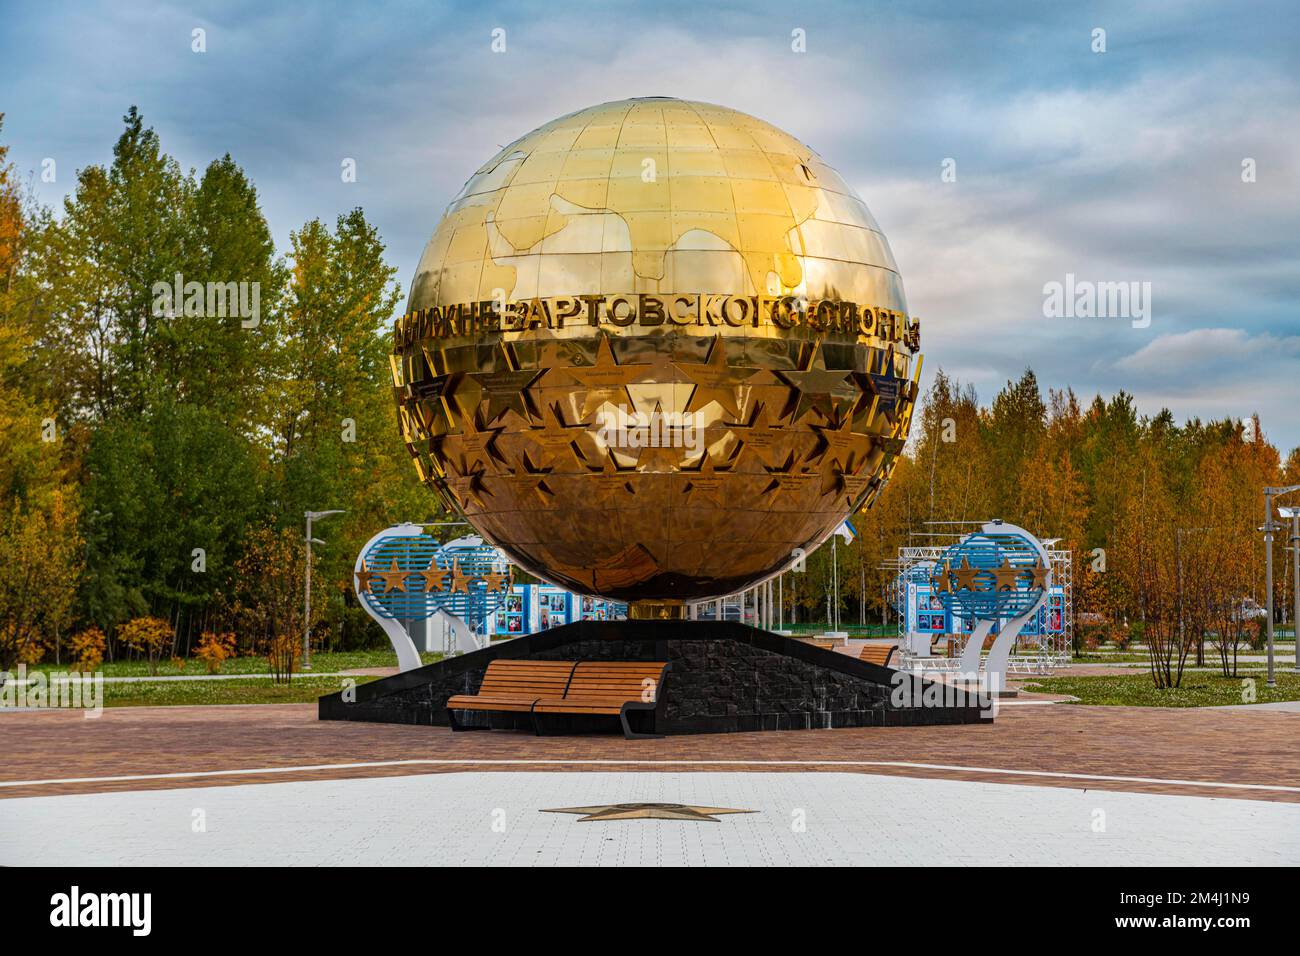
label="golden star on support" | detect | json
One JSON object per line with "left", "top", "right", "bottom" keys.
{"left": 373, "top": 558, "right": 410, "bottom": 593}
{"left": 993, "top": 558, "right": 1023, "bottom": 591}
{"left": 422, "top": 558, "right": 448, "bottom": 592}
{"left": 481, "top": 569, "right": 511, "bottom": 593}
{"left": 1028, "top": 559, "right": 1051, "bottom": 589}
{"left": 354, "top": 560, "right": 377, "bottom": 593}
{"left": 449, "top": 560, "right": 475, "bottom": 594}
{"left": 952, "top": 556, "right": 981, "bottom": 591}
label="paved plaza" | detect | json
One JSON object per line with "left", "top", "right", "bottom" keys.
{"left": 3, "top": 702, "right": 1298, "bottom": 866}
{"left": 4, "top": 770, "right": 1298, "bottom": 866}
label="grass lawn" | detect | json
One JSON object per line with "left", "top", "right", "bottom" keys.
{"left": 785, "top": 623, "right": 895, "bottom": 636}
{"left": 1021, "top": 670, "right": 1300, "bottom": 707}
{"left": 97, "top": 675, "right": 381, "bottom": 707}
{"left": 23, "top": 649, "right": 439, "bottom": 679}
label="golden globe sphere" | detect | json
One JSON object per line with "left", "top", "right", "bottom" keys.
{"left": 392, "top": 97, "right": 921, "bottom": 608}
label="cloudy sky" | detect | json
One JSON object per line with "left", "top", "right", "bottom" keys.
{"left": 3, "top": 0, "right": 1298, "bottom": 450}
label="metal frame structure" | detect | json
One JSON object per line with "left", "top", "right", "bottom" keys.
{"left": 893, "top": 543, "right": 1073, "bottom": 674}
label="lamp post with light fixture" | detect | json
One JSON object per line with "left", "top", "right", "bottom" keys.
{"left": 303, "top": 510, "right": 344, "bottom": 672}
{"left": 1280, "top": 505, "right": 1300, "bottom": 674}
{"left": 1262, "top": 486, "right": 1300, "bottom": 686}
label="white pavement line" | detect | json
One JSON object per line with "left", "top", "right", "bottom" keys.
{"left": 7, "top": 671, "right": 360, "bottom": 684}
{"left": 3, "top": 758, "right": 1298, "bottom": 795}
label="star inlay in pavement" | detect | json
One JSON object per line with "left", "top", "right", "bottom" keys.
{"left": 541, "top": 802, "right": 757, "bottom": 822}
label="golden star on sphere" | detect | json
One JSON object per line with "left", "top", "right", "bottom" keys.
{"left": 373, "top": 558, "right": 410, "bottom": 593}
{"left": 469, "top": 367, "right": 543, "bottom": 425}
{"left": 734, "top": 401, "right": 789, "bottom": 470}
{"left": 567, "top": 334, "right": 652, "bottom": 421}
{"left": 505, "top": 472, "right": 556, "bottom": 505}
{"left": 817, "top": 455, "right": 848, "bottom": 497}
{"left": 541, "top": 802, "right": 757, "bottom": 822}
{"left": 681, "top": 448, "right": 729, "bottom": 507}
{"left": 931, "top": 562, "right": 952, "bottom": 594}
{"left": 354, "top": 560, "right": 377, "bottom": 593}
{"left": 777, "top": 342, "right": 854, "bottom": 423}
{"left": 521, "top": 403, "right": 581, "bottom": 470}
{"left": 439, "top": 415, "right": 505, "bottom": 476}
{"left": 808, "top": 410, "right": 864, "bottom": 466}
{"left": 445, "top": 464, "right": 492, "bottom": 511}
{"left": 673, "top": 335, "right": 755, "bottom": 421}
{"left": 591, "top": 450, "right": 636, "bottom": 495}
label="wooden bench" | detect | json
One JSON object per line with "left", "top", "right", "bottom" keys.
{"left": 534, "top": 661, "right": 670, "bottom": 739}
{"left": 447, "top": 659, "right": 670, "bottom": 739}
{"left": 446, "top": 660, "right": 577, "bottom": 729}
{"left": 859, "top": 644, "right": 898, "bottom": 667}
{"left": 798, "top": 638, "right": 841, "bottom": 651}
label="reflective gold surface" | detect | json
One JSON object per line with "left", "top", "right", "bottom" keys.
{"left": 393, "top": 98, "right": 921, "bottom": 602}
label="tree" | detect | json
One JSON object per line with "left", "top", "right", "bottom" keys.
{"left": 233, "top": 526, "right": 321, "bottom": 683}
{"left": 68, "top": 626, "right": 106, "bottom": 672}
{"left": 118, "top": 615, "right": 172, "bottom": 676}
{"left": 0, "top": 491, "right": 83, "bottom": 673}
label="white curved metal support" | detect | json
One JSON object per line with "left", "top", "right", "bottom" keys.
{"left": 355, "top": 523, "right": 425, "bottom": 673}
{"left": 958, "top": 618, "right": 997, "bottom": 674}
{"left": 984, "top": 607, "right": 1036, "bottom": 692}
{"left": 434, "top": 609, "right": 482, "bottom": 655}
{"left": 975, "top": 520, "right": 1052, "bottom": 693}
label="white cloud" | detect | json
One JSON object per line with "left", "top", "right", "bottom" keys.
{"left": 1114, "top": 328, "right": 1300, "bottom": 376}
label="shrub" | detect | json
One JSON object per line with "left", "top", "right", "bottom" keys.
{"left": 17, "top": 640, "right": 45, "bottom": 664}
{"left": 265, "top": 631, "right": 299, "bottom": 684}
{"left": 1245, "top": 618, "right": 1266, "bottom": 651}
{"left": 1110, "top": 623, "right": 1133, "bottom": 652}
{"left": 194, "top": 631, "right": 236, "bottom": 675}
{"left": 68, "top": 627, "right": 106, "bottom": 672}
{"left": 118, "top": 616, "right": 173, "bottom": 676}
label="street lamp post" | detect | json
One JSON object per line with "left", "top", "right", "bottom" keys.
{"left": 1281, "top": 506, "right": 1300, "bottom": 674}
{"left": 1262, "top": 486, "right": 1300, "bottom": 687}
{"left": 303, "top": 510, "right": 344, "bottom": 672}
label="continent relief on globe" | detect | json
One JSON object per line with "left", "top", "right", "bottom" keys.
{"left": 388, "top": 98, "right": 923, "bottom": 603}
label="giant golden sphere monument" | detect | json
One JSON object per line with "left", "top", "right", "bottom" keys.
{"left": 391, "top": 97, "right": 921, "bottom": 611}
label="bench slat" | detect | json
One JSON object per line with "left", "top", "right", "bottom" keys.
{"left": 447, "top": 659, "right": 669, "bottom": 737}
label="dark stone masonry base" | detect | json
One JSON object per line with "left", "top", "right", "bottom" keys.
{"left": 317, "top": 620, "right": 992, "bottom": 735}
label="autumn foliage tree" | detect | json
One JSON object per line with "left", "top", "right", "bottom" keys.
{"left": 234, "top": 526, "right": 322, "bottom": 683}
{"left": 118, "top": 615, "right": 173, "bottom": 676}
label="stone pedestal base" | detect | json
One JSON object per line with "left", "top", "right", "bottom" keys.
{"left": 318, "top": 620, "right": 993, "bottom": 735}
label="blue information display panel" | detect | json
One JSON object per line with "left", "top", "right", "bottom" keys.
{"left": 486, "top": 585, "right": 627, "bottom": 637}
{"left": 910, "top": 582, "right": 1064, "bottom": 636}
